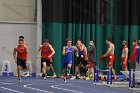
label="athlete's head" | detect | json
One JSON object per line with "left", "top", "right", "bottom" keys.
{"left": 18, "top": 39, "right": 24, "bottom": 46}
{"left": 132, "top": 39, "right": 138, "bottom": 45}
{"left": 66, "top": 38, "right": 72, "bottom": 47}
{"left": 89, "top": 40, "right": 94, "bottom": 46}
{"left": 43, "top": 39, "right": 49, "bottom": 46}
{"left": 106, "top": 37, "right": 111, "bottom": 44}
{"left": 122, "top": 40, "right": 127, "bottom": 46}
{"left": 76, "top": 38, "right": 82, "bottom": 46}
{"left": 19, "top": 36, "right": 24, "bottom": 40}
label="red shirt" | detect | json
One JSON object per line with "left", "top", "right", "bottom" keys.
{"left": 130, "top": 45, "right": 138, "bottom": 62}
{"left": 16, "top": 45, "right": 27, "bottom": 60}
{"left": 41, "top": 44, "right": 52, "bottom": 60}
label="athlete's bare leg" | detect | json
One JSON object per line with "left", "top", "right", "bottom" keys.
{"left": 17, "top": 66, "right": 22, "bottom": 82}
{"left": 75, "top": 66, "right": 79, "bottom": 76}
{"left": 50, "top": 64, "right": 56, "bottom": 77}
{"left": 42, "top": 62, "right": 47, "bottom": 79}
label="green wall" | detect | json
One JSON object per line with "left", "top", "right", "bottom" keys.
{"left": 42, "top": 23, "right": 140, "bottom": 75}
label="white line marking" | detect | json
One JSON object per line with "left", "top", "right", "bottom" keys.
{"left": 0, "top": 86, "right": 23, "bottom": 93}
{"left": 0, "top": 88, "right": 9, "bottom": 92}
{"left": 51, "top": 84, "right": 83, "bottom": 93}
{"left": 23, "top": 84, "right": 54, "bottom": 93}
{"left": 2, "top": 83, "right": 14, "bottom": 85}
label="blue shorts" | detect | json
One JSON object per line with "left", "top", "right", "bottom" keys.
{"left": 63, "top": 60, "right": 72, "bottom": 69}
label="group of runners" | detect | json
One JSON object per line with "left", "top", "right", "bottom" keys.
{"left": 13, "top": 36, "right": 139, "bottom": 82}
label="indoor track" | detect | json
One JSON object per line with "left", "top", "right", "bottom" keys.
{"left": 0, "top": 77, "right": 139, "bottom": 93}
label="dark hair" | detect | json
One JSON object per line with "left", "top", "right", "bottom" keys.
{"left": 90, "top": 39, "right": 94, "bottom": 43}
{"left": 19, "top": 36, "right": 24, "bottom": 39}
{"left": 19, "top": 39, "right": 24, "bottom": 41}
{"left": 43, "top": 39, "right": 49, "bottom": 43}
{"left": 106, "top": 37, "right": 111, "bottom": 42}
{"left": 122, "top": 40, "right": 127, "bottom": 45}
{"left": 77, "top": 38, "right": 82, "bottom": 42}
{"left": 66, "top": 38, "right": 72, "bottom": 42}
{"left": 133, "top": 39, "right": 138, "bottom": 42}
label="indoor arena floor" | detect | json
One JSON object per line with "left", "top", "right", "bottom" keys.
{"left": 0, "top": 76, "right": 139, "bottom": 93}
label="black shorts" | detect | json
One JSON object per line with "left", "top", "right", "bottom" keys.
{"left": 41, "top": 58, "right": 51, "bottom": 67}
{"left": 17, "top": 58, "right": 27, "bottom": 69}
{"left": 75, "top": 55, "right": 85, "bottom": 66}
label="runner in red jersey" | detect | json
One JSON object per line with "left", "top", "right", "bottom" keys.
{"left": 37, "top": 39, "right": 55, "bottom": 79}
{"left": 13, "top": 39, "right": 28, "bottom": 82}
{"left": 18, "top": 36, "right": 29, "bottom": 77}
{"left": 129, "top": 39, "right": 139, "bottom": 69}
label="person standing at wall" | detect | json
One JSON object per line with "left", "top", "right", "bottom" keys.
{"left": 129, "top": 40, "right": 139, "bottom": 69}
{"left": 100, "top": 37, "right": 117, "bottom": 80}
{"left": 121, "top": 40, "right": 129, "bottom": 80}
{"left": 86, "top": 40, "right": 96, "bottom": 79}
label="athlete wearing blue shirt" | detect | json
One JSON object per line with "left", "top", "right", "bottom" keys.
{"left": 62, "top": 38, "right": 78, "bottom": 82}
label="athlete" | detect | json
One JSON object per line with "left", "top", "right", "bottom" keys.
{"left": 100, "top": 38, "right": 117, "bottom": 80}
{"left": 37, "top": 39, "right": 55, "bottom": 79}
{"left": 13, "top": 39, "right": 28, "bottom": 82}
{"left": 71, "top": 38, "right": 87, "bottom": 80}
{"left": 86, "top": 40, "right": 96, "bottom": 79}
{"left": 39, "top": 40, "right": 56, "bottom": 77}
{"left": 62, "top": 38, "right": 78, "bottom": 82}
{"left": 18, "top": 36, "right": 29, "bottom": 77}
{"left": 121, "top": 40, "right": 129, "bottom": 80}
{"left": 129, "top": 40, "right": 139, "bottom": 69}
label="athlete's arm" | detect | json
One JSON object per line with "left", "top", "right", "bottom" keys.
{"left": 13, "top": 48, "right": 17, "bottom": 63}
{"left": 100, "top": 44, "right": 113, "bottom": 61}
{"left": 62, "top": 46, "right": 67, "bottom": 56}
{"left": 48, "top": 44, "right": 55, "bottom": 57}
{"left": 24, "top": 41, "right": 28, "bottom": 47}
{"left": 25, "top": 46, "right": 28, "bottom": 63}
{"left": 83, "top": 45, "right": 87, "bottom": 56}
{"left": 72, "top": 46, "right": 79, "bottom": 57}
{"left": 94, "top": 47, "right": 96, "bottom": 62}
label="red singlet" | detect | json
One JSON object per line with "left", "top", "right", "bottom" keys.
{"left": 16, "top": 45, "right": 27, "bottom": 60}
{"left": 41, "top": 44, "right": 53, "bottom": 61}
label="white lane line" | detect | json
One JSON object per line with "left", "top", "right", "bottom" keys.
{"left": 23, "top": 84, "right": 54, "bottom": 93}
{"left": 0, "top": 86, "right": 24, "bottom": 93}
{"left": 51, "top": 84, "right": 83, "bottom": 93}
{"left": 2, "top": 83, "right": 14, "bottom": 85}
{"left": 0, "top": 88, "right": 9, "bottom": 92}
